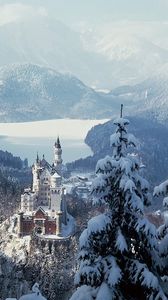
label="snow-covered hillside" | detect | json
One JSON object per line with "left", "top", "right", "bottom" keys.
{"left": 109, "top": 64, "right": 168, "bottom": 123}
{"left": 1, "top": 62, "right": 168, "bottom": 126}
{"left": 0, "top": 15, "right": 115, "bottom": 88}
{"left": 0, "top": 63, "right": 119, "bottom": 121}
{"left": 88, "top": 33, "right": 168, "bottom": 87}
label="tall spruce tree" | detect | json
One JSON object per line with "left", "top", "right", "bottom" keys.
{"left": 154, "top": 181, "right": 168, "bottom": 297}
{"left": 70, "top": 107, "right": 167, "bottom": 300}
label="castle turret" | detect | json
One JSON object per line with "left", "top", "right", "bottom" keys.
{"left": 32, "top": 153, "right": 41, "bottom": 193}
{"left": 36, "top": 152, "right": 40, "bottom": 165}
{"left": 21, "top": 188, "right": 36, "bottom": 213}
{"left": 53, "top": 137, "right": 63, "bottom": 174}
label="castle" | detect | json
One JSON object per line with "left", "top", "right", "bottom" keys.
{"left": 17, "top": 137, "right": 70, "bottom": 238}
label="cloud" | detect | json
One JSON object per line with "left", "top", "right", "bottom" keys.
{"left": 0, "top": 3, "right": 48, "bottom": 26}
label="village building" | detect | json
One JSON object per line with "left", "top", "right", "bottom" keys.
{"left": 17, "top": 137, "right": 71, "bottom": 238}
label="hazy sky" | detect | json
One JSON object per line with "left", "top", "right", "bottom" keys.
{"left": 0, "top": 0, "right": 168, "bottom": 28}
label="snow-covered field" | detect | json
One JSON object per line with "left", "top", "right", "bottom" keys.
{"left": 0, "top": 119, "right": 109, "bottom": 164}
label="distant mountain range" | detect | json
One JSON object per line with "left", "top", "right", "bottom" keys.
{"left": 0, "top": 63, "right": 127, "bottom": 122}
{"left": 1, "top": 15, "right": 168, "bottom": 88}
{"left": 0, "top": 16, "right": 114, "bottom": 88}
{"left": 109, "top": 64, "right": 168, "bottom": 124}
{"left": 1, "top": 63, "right": 168, "bottom": 123}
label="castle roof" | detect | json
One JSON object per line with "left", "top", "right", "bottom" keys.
{"left": 52, "top": 171, "right": 61, "bottom": 179}
{"left": 40, "top": 158, "right": 52, "bottom": 170}
{"left": 54, "top": 136, "right": 61, "bottom": 148}
{"left": 34, "top": 206, "right": 48, "bottom": 216}
{"left": 40, "top": 168, "right": 51, "bottom": 179}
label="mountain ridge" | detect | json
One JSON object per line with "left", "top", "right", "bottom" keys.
{"left": 1, "top": 15, "right": 168, "bottom": 88}
{"left": 0, "top": 63, "right": 125, "bottom": 122}
{"left": 1, "top": 63, "right": 168, "bottom": 123}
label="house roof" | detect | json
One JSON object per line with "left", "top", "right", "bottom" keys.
{"left": 34, "top": 206, "right": 48, "bottom": 216}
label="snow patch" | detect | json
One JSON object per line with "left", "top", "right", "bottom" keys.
{"left": 87, "top": 214, "right": 111, "bottom": 235}
{"left": 69, "top": 285, "right": 97, "bottom": 300}
{"left": 115, "top": 229, "right": 128, "bottom": 252}
{"left": 96, "top": 282, "right": 112, "bottom": 300}
{"left": 113, "top": 118, "right": 129, "bottom": 126}
{"left": 154, "top": 180, "right": 168, "bottom": 196}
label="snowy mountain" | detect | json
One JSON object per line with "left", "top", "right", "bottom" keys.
{"left": 1, "top": 14, "right": 168, "bottom": 88}
{"left": 0, "top": 63, "right": 131, "bottom": 122}
{"left": 1, "top": 63, "right": 168, "bottom": 123}
{"left": 109, "top": 64, "right": 168, "bottom": 123}
{"left": 86, "top": 33, "right": 168, "bottom": 88}
{"left": 0, "top": 16, "right": 111, "bottom": 89}
{"left": 1, "top": 62, "right": 168, "bottom": 123}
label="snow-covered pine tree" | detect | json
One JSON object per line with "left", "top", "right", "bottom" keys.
{"left": 70, "top": 107, "right": 167, "bottom": 300}
{"left": 154, "top": 181, "right": 168, "bottom": 297}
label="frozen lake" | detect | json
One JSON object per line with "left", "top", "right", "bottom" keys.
{"left": 0, "top": 119, "right": 108, "bottom": 165}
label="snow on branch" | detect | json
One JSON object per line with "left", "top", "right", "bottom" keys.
{"left": 79, "top": 229, "right": 89, "bottom": 249}
{"left": 95, "top": 155, "right": 116, "bottom": 174}
{"left": 157, "top": 221, "right": 168, "bottom": 239}
{"left": 154, "top": 180, "right": 168, "bottom": 197}
{"left": 110, "top": 132, "right": 120, "bottom": 147}
{"left": 136, "top": 218, "right": 156, "bottom": 238}
{"left": 163, "top": 197, "right": 168, "bottom": 209}
{"left": 119, "top": 157, "right": 132, "bottom": 175}
{"left": 96, "top": 282, "right": 113, "bottom": 300}
{"left": 87, "top": 214, "right": 112, "bottom": 236}
{"left": 136, "top": 175, "right": 149, "bottom": 191}
{"left": 115, "top": 229, "right": 128, "bottom": 253}
{"left": 159, "top": 235, "right": 168, "bottom": 256}
{"left": 79, "top": 264, "right": 102, "bottom": 286}
{"left": 103, "top": 255, "right": 122, "bottom": 287}
{"left": 126, "top": 193, "right": 144, "bottom": 213}
{"left": 127, "top": 133, "right": 138, "bottom": 147}
{"left": 70, "top": 285, "right": 97, "bottom": 300}
{"left": 79, "top": 214, "right": 112, "bottom": 249}
{"left": 124, "top": 179, "right": 136, "bottom": 193}
{"left": 113, "top": 118, "right": 129, "bottom": 126}
{"left": 130, "top": 261, "right": 158, "bottom": 289}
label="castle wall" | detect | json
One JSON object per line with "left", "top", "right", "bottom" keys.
{"left": 22, "top": 219, "right": 34, "bottom": 235}
{"left": 45, "top": 220, "right": 56, "bottom": 235}
{"left": 20, "top": 209, "right": 57, "bottom": 236}
{"left": 21, "top": 219, "right": 57, "bottom": 236}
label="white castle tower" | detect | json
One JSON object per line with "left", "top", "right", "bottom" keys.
{"left": 32, "top": 153, "right": 41, "bottom": 193}
{"left": 53, "top": 137, "right": 63, "bottom": 174}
